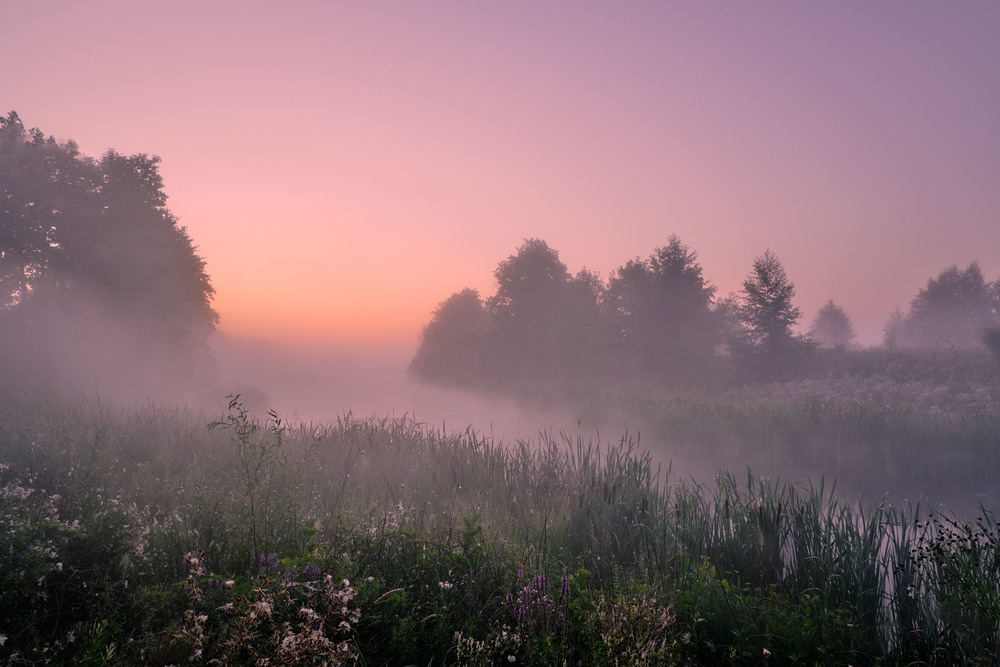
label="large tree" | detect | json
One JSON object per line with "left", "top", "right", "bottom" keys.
{"left": 483, "top": 239, "right": 568, "bottom": 377}
{"left": 484, "top": 238, "right": 606, "bottom": 382}
{"left": 739, "top": 249, "right": 802, "bottom": 356}
{"left": 409, "top": 288, "right": 493, "bottom": 384}
{"left": 603, "top": 235, "right": 719, "bottom": 380}
{"left": 0, "top": 111, "right": 217, "bottom": 397}
{"left": 487, "top": 238, "right": 570, "bottom": 321}
{"left": 901, "top": 262, "right": 998, "bottom": 349}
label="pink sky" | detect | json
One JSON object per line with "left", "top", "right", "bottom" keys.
{"left": 4, "top": 2, "right": 998, "bottom": 348}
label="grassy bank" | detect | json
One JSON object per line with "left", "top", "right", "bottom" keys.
{"left": 1, "top": 393, "right": 998, "bottom": 664}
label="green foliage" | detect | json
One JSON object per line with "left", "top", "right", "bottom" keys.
{"left": 594, "top": 369, "right": 1000, "bottom": 514}
{"left": 207, "top": 394, "right": 312, "bottom": 566}
{"left": 2, "top": 390, "right": 1000, "bottom": 663}
{"left": 908, "top": 512, "right": 1000, "bottom": 662}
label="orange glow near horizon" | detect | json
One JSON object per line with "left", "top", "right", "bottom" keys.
{"left": 4, "top": 3, "right": 999, "bottom": 350}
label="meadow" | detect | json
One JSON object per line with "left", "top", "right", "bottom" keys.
{"left": 1, "top": 353, "right": 999, "bottom": 665}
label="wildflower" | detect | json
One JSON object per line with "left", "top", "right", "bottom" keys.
{"left": 508, "top": 656, "right": 516, "bottom": 663}
{"left": 439, "top": 581, "right": 453, "bottom": 589}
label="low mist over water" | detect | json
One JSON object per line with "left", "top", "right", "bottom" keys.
{"left": 210, "top": 333, "right": 589, "bottom": 440}
{"left": 209, "top": 333, "right": 1000, "bottom": 518}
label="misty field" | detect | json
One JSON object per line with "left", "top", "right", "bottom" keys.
{"left": 2, "top": 374, "right": 999, "bottom": 665}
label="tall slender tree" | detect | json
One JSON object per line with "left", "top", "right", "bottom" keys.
{"left": 739, "top": 249, "right": 802, "bottom": 356}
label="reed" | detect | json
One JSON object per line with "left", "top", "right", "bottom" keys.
{"left": 1, "top": 392, "right": 998, "bottom": 664}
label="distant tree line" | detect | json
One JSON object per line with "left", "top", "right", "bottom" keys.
{"left": 0, "top": 111, "right": 218, "bottom": 398}
{"left": 884, "top": 261, "right": 1000, "bottom": 353}
{"left": 411, "top": 238, "right": 1000, "bottom": 388}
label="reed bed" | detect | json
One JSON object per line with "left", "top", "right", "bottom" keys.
{"left": 1, "top": 393, "right": 998, "bottom": 664}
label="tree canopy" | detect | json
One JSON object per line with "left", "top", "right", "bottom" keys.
{"left": 0, "top": 111, "right": 217, "bottom": 398}
{"left": 482, "top": 238, "right": 606, "bottom": 381}
{"left": 409, "top": 288, "right": 491, "bottom": 385}
{"left": 487, "top": 238, "right": 570, "bottom": 321}
{"left": 900, "top": 262, "right": 998, "bottom": 349}
{"left": 603, "top": 235, "right": 718, "bottom": 379}
{"left": 410, "top": 237, "right": 997, "bottom": 392}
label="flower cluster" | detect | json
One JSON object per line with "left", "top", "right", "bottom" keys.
{"left": 215, "top": 573, "right": 360, "bottom": 665}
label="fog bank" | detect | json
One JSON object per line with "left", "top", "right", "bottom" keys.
{"left": 209, "top": 333, "right": 594, "bottom": 442}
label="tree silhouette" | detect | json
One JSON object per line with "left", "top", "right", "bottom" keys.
{"left": 809, "top": 299, "right": 855, "bottom": 349}
{"left": 0, "top": 111, "right": 217, "bottom": 397}
{"left": 487, "top": 238, "right": 570, "bottom": 321}
{"left": 604, "top": 236, "right": 719, "bottom": 380}
{"left": 901, "top": 262, "right": 998, "bottom": 349}
{"left": 409, "top": 288, "right": 493, "bottom": 384}
{"left": 739, "top": 249, "right": 802, "bottom": 356}
{"left": 482, "top": 239, "right": 570, "bottom": 379}
{"left": 555, "top": 267, "right": 609, "bottom": 381}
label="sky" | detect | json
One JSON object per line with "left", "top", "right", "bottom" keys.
{"left": 3, "top": 1, "right": 999, "bottom": 349}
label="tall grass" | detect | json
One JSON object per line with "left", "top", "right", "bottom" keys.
{"left": 573, "top": 377, "right": 1000, "bottom": 515}
{"left": 1, "top": 393, "right": 998, "bottom": 664}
